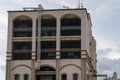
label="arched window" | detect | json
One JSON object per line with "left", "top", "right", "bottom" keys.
{"left": 61, "top": 14, "right": 81, "bottom": 36}
{"left": 40, "top": 66, "right": 55, "bottom": 71}
{"left": 13, "top": 16, "right": 32, "bottom": 37}
{"left": 36, "top": 15, "right": 56, "bottom": 36}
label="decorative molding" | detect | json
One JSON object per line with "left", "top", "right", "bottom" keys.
{"left": 60, "top": 64, "right": 81, "bottom": 71}
{"left": 12, "top": 65, "right": 32, "bottom": 70}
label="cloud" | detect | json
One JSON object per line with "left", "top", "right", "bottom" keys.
{"left": 0, "top": 30, "right": 7, "bottom": 39}
{"left": 97, "top": 48, "right": 112, "bottom": 58}
{"left": 97, "top": 47, "right": 120, "bottom": 78}
{"left": 0, "top": 65, "right": 6, "bottom": 71}
{"left": 97, "top": 58, "right": 120, "bottom": 77}
{"left": 44, "top": 0, "right": 77, "bottom": 8}
{"left": 92, "top": 0, "right": 119, "bottom": 21}
{"left": 98, "top": 45, "right": 120, "bottom": 59}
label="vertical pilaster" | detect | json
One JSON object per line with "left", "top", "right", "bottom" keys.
{"left": 6, "top": 60, "right": 11, "bottom": 80}
{"left": 6, "top": 14, "right": 13, "bottom": 80}
{"left": 81, "top": 51, "right": 87, "bottom": 80}
{"left": 56, "top": 18, "right": 60, "bottom": 80}
{"left": 31, "top": 18, "right": 36, "bottom": 80}
{"left": 81, "top": 58, "right": 86, "bottom": 80}
{"left": 31, "top": 60, "right": 35, "bottom": 80}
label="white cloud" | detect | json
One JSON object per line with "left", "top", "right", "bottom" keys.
{"left": 97, "top": 44, "right": 120, "bottom": 60}
{"left": 0, "top": 29, "right": 7, "bottom": 39}
{"left": 45, "top": 0, "right": 77, "bottom": 8}
{"left": 92, "top": 0, "right": 119, "bottom": 21}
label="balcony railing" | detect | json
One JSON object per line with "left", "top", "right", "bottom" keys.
{"left": 61, "top": 26, "right": 80, "bottom": 30}
{"left": 14, "top": 27, "right": 32, "bottom": 32}
{"left": 13, "top": 49, "right": 31, "bottom": 53}
{"left": 61, "top": 48, "right": 81, "bottom": 52}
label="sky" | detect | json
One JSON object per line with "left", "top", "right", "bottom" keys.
{"left": 0, "top": 0, "right": 120, "bottom": 80}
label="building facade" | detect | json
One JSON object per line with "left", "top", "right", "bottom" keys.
{"left": 6, "top": 6, "right": 97, "bottom": 80}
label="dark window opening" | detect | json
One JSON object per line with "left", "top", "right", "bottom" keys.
{"left": 13, "top": 42, "right": 32, "bottom": 50}
{"left": 24, "top": 74, "right": 29, "bottom": 80}
{"left": 61, "top": 30, "right": 81, "bottom": 36}
{"left": 62, "top": 74, "right": 67, "bottom": 80}
{"left": 36, "top": 75, "right": 56, "bottom": 80}
{"left": 60, "top": 52, "right": 80, "bottom": 59}
{"left": 14, "top": 20, "right": 32, "bottom": 28}
{"left": 61, "top": 40, "right": 81, "bottom": 48}
{"left": 73, "top": 73, "right": 78, "bottom": 80}
{"left": 13, "top": 32, "right": 32, "bottom": 37}
{"left": 41, "top": 19, "right": 56, "bottom": 27}
{"left": 41, "top": 52, "right": 56, "bottom": 59}
{"left": 40, "top": 66, "right": 55, "bottom": 71}
{"left": 41, "top": 30, "right": 56, "bottom": 36}
{"left": 13, "top": 19, "right": 32, "bottom": 37}
{"left": 14, "top": 74, "right": 20, "bottom": 80}
{"left": 41, "top": 41, "right": 56, "bottom": 49}
{"left": 12, "top": 53, "right": 31, "bottom": 60}
{"left": 61, "top": 17, "right": 81, "bottom": 36}
{"left": 36, "top": 18, "right": 56, "bottom": 37}
{"left": 61, "top": 18, "right": 81, "bottom": 26}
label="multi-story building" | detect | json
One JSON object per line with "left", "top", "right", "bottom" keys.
{"left": 6, "top": 5, "right": 97, "bottom": 80}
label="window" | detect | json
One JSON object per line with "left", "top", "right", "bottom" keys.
{"left": 61, "top": 30, "right": 81, "bottom": 36}
{"left": 24, "top": 74, "right": 29, "bottom": 80}
{"left": 41, "top": 52, "right": 56, "bottom": 59}
{"left": 12, "top": 53, "right": 31, "bottom": 60}
{"left": 36, "top": 17, "right": 56, "bottom": 37}
{"left": 41, "top": 41, "right": 56, "bottom": 49}
{"left": 13, "top": 42, "right": 32, "bottom": 50}
{"left": 14, "top": 74, "right": 20, "bottom": 80}
{"left": 73, "top": 73, "right": 78, "bottom": 80}
{"left": 41, "top": 30, "right": 56, "bottom": 36}
{"left": 61, "top": 18, "right": 81, "bottom": 26}
{"left": 13, "top": 19, "right": 32, "bottom": 37}
{"left": 62, "top": 74, "right": 67, "bottom": 80}
{"left": 41, "top": 18, "right": 56, "bottom": 27}
{"left": 61, "top": 40, "right": 81, "bottom": 48}
{"left": 60, "top": 52, "right": 80, "bottom": 59}
{"left": 61, "top": 16, "right": 81, "bottom": 36}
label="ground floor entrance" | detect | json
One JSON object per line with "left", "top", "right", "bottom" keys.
{"left": 36, "top": 75, "right": 56, "bottom": 80}
{"left": 36, "top": 66, "right": 56, "bottom": 80}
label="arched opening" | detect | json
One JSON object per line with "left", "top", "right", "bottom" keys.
{"left": 36, "top": 66, "right": 56, "bottom": 80}
{"left": 13, "top": 15, "right": 32, "bottom": 37}
{"left": 36, "top": 15, "right": 56, "bottom": 37}
{"left": 60, "top": 14, "right": 81, "bottom": 36}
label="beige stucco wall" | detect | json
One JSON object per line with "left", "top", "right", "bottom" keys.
{"left": 7, "top": 8, "right": 96, "bottom": 80}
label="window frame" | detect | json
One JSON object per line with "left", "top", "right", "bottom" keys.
{"left": 73, "top": 73, "right": 78, "bottom": 80}
{"left": 14, "top": 74, "right": 20, "bottom": 80}
{"left": 24, "top": 74, "right": 29, "bottom": 80}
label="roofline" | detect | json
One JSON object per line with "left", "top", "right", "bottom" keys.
{"left": 8, "top": 8, "right": 87, "bottom": 12}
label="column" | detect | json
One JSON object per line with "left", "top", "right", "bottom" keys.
{"left": 6, "top": 60, "right": 11, "bottom": 80}
{"left": 81, "top": 51, "right": 87, "bottom": 80}
{"left": 6, "top": 16, "right": 13, "bottom": 80}
{"left": 31, "top": 18, "right": 36, "bottom": 80}
{"left": 56, "top": 18, "right": 60, "bottom": 80}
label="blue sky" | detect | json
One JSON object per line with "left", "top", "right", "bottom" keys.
{"left": 0, "top": 0, "right": 120, "bottom": 80}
